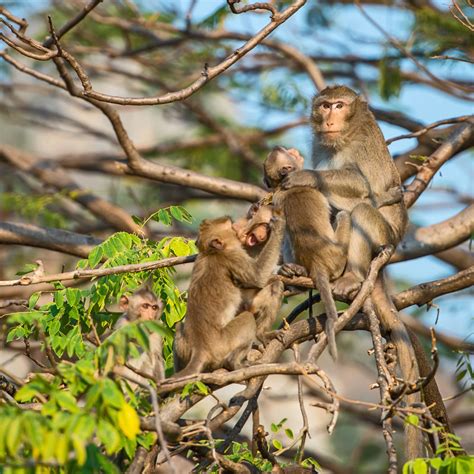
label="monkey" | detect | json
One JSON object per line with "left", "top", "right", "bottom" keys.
{"left": 264, "top": 147, "right": 350, "bottom": 360}
{"left": 173, "top": 213, "right": 285, "bottom": 377}
{"left": 115, "top": 283, "right": 165, "bottom": 383}
{"left": 233, "top": 204, "right": 285, "bottom": 346}
{"left": 264, "top": 146, "right": 403, "bottom": 360}
{"left": 281, "top": 85, "right": 407, "bottom": 298}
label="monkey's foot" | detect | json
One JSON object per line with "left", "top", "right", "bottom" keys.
{"left": 247, "top": 348, "right": 263, "bottom": 363}
{"left": 279, "top": 263, "right": 308, "bottom": 278}
{"left": 332, "top": 272, "right": 362, "bottom": 299}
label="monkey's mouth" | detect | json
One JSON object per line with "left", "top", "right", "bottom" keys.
{"left": 246, "top": 234, "right": 258, "bottom": 246}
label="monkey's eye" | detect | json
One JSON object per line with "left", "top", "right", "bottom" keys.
{"left": 336, "top": 103, "right": 343, "bottom": 109}
{"left": 322, "top": 103, "right": 330, "bottom": 109}
{"left": 142, "top": 303, "right": 159, "bottom": 310}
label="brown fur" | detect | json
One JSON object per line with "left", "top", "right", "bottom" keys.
{"left": 173, "top": 214, "right": 284, "bottom": 376}
{"left": 282, "top": 85, "right": 407, "bottom": 297}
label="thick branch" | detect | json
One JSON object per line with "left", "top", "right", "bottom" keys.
{"left": 393, "top": 205, "right": 474, "bottom": 262}
{"left": 393, "top": 266, "right": 474, "bottom": 310}
{"left": 0, "top": 221, "right": 100, "bottom": 258}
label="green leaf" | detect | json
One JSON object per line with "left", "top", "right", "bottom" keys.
{"left": 272, "top": 439, "right": 283, "bottom": 450}
{"left": 132, "top": 215, "right": 143, "bottom": 226}
{"left": 54, "top": 290, "right": 65, "bottom": 309}
{"left": 29, "top": 291, "right": 41, "bottom": 309}
{"left": 98, "top": 420, "right": 122, "bottom": 455}
{"left": 55, "top": 435, "right": 69, "bottom": 464}
{"left": 117, "top": 402, "right": 140, "bottom": 439}
{"left": 71, "top": 436, "right": 87, "bottom": 465}
{"left": 102, "top": 379, "right": 124, "bottom": 409}
{"left": 6, "top": 417, "right": 21, "bottom": 456}
{"left": 194, "top": 381, "right": 210, "bottom": 395}
{"left": 88, "top": 246, "right": 103, "bottom": 268}
{"left": 16, "top": 262, "right": 39, "bottom": 276}
{"left": 405, "top": 414, "right": 419, "bottom": 426}
{"left": 15, "top": 384, "right": 39, "bottom": 402}
{"left": 284, "top": 428, "right": 294, "bottom": 439}
{"left": 55, "top": 391, "right": 79, "bottom": 412}
{"left": 412, "top": 459, "right": 428, "bottom": 474}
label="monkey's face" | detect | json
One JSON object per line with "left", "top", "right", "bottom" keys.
{"left": 311, "top": 96, "right": 355, "bottom": 142}
{"left": 264, "top": 147, "right": 304, "bottom": 188}
{"left": 233, "top": 204, "right": 273, "bottom": 247}
{"left": 120, "top": 290, "right": 163, "bottom": 322}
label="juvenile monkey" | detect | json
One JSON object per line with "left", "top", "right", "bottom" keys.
{"left": 264, "top": 147, "right": 350, "bottom": 360}
{"left": 265, "top": 147, "right": 402, "bottom": 360}
{"left": 233, "top": 204, "right": 285, "bottom": 346}
{"left": 115, "top": 283, "right": 165, "bottom": 382}
{"left": 281, "top": 86, "right": 407, "bottom": 297}
{"left": 173, "top": 213, "right": 284, "bottom": 376}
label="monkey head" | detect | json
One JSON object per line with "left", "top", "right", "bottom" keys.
{"left": 233, "top": 203, "right": 275, "bottom": 248}
{"left": 120, "top": 285, "right": 163, "bottom": 322}
{"left": 311, "top": 85, "right": 367, "bottom": 147}
{"left": 263, "top": 146, "right": 305, "bottom": 189}
{"left": 196, "top": 217, "right": 243, "bottom": 253}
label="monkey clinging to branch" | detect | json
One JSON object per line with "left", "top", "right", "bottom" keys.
{"left": 173, "top": 212, "right": 285, "bottom": 377}
{"left": 115, "top": 283, "right": 165, "bottom": 383}
{"left": 264, "top": 147, "right": 402, "bottom": 360}
{"left": 282, "top": 85, "right": 407, "bottom": 298}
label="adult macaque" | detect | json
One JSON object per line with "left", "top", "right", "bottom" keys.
{"left": 115, "top": 283, "right": 165, "bottom": 382}
{"left": 173, "top": 213, "right": 284, "bottom": 376}
{"left": 281, "top": 86, "right": 407, "bottom": 297}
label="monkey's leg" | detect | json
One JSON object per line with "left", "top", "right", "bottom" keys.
{"left": 223, "top": 311, "right": 257, "bottom": 369}
{"left": 252, "top": 279, "right": 284, "bottom": 346}
{"left": 313, "top": 271, "right": 338, "bottom": 361}
{"left": 333, "top": 203, "right": 393, "bottom": 299}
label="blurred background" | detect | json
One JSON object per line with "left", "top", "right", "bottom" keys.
{"left": 0, "top": 0, "right": 472, "bottom": 471}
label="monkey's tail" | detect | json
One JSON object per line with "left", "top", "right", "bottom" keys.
{"left": 313, "top": 271, "right": 338, "bottom": 362}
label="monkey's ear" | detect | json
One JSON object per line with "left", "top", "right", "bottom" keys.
{"left": 287, "top": 148, "right": 304, "bottom": 165}
{"left": 263, "top": 176, "right": 271, "bottom": 189}
{"left": 119, "top": 295, "right": 129, "bottom": 311}
{"left": 209, "top": 238, "right": 224, "bottom": 250}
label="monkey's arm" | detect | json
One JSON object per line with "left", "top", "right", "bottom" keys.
{"left": 282, "top": 168, "right": 370, "bottom": 199}
{"left": 231, "top": 217, "right": 285, "bottom": 288}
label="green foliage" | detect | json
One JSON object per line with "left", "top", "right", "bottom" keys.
{"left": 0, "top": 208, "right": 195, "bottom": 468}
{"left": 455, "top": 351, "right": 474, "bottom": 390}
{"left": 378, "top": 56, "right": 402, "bottom": 101}
{"left": 1, "top": 192, "right": 68, "bottom": 229}
{"left": 261, "top": 74, "right": 309, "bottom": 112}
{"left": 403, "top": 455, "right": 474, "bottom": 474}
{"left": 414, "top": 7, "right": 474, "bottom": 56}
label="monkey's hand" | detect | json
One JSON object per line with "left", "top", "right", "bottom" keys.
{"left": 281, "top": 170, "right": 319, "bottom": 190}
{"left": 278, "top": 263, "right": 308, "bottom": 278}
{"left": 376, "top": 185, "right": 403, "bottom": 208}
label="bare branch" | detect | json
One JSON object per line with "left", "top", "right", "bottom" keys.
{"left": 55, "top": 0, "right": 307, "bottom": 105}
{"left": 393, "top": 266, "right": 474, "bottom": 310}
{"left": 393, "top": 205, "right": 474, "bottom": 261}
{"left": 0, "top": 221, "right": 101, "bottom": 258}
{"left": 404, "top": 121, "right": 474, "bottom": 208}
{"left": 43, "top": 0, "right": 104, "bottom": 48}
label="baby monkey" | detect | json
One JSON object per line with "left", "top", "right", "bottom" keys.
{"left": 264, "top": 146, "right": 400, "bottom": 360}
{"left": 115, "top": 283, "right": 165, "bottom": 383}
{"left": 173, "top": 212, "right": 284, "bottom": 376}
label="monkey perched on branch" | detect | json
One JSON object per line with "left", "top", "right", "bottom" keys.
{"left": 282, "top": 85, "right": 407, "bottom": 297}
{"left": 173, "top": 212, "right": 285, "bottom": 376}
{"left": 264, "top": 147, "right": 399, "bottom": 360}
{"left": 115, "top": 283, "right": 165, "bottom": 383}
